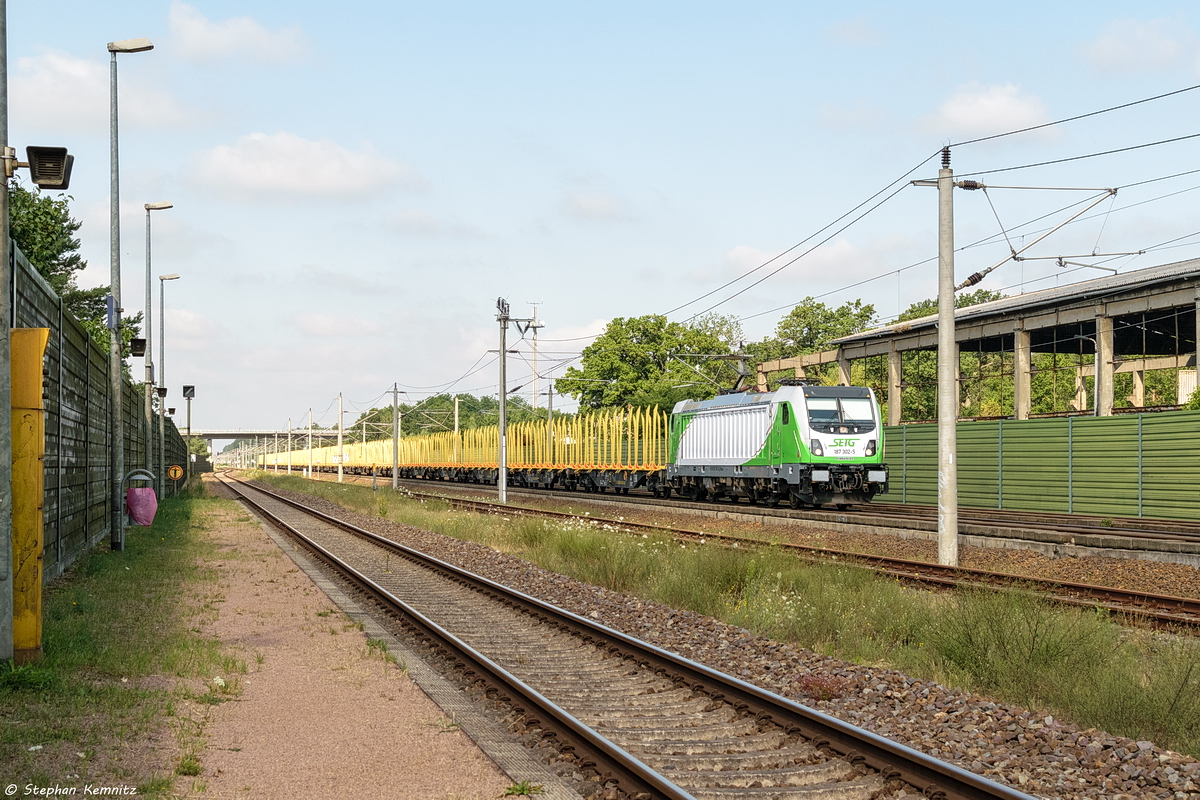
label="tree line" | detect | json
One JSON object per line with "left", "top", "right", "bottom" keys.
{"left": 9, "top": 184, "right": 142, "bottom": 358}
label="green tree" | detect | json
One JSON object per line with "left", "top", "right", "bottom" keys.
{"left": 556, "top": 315, "right": 737, "bottom": 411}
{"left": 1185, "top": 385, "right": 1200, "bottom": 411}
{"left": 888, "top": 290, "right": 1008, "bottom": 420}
{"left": 773, "top": 297, "right": 876, "bottom": 355}
{"left": 896, "top": 288, "right": 1004, "bottom": 322}
{"left": 345, "top": 393, "right": 554, "bottom": 441}
{"left": 745, "top": 297, "right": 877, "bottom": 389}
{"left": 8, "top": 182, "right": 141, "bottom": 354}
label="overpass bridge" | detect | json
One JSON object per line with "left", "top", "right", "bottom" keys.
{"left": 200, "top": 429, "right": 349, "bottom": 468}
{"left": 189, "top": 429, "right": 340, "bottom": 440}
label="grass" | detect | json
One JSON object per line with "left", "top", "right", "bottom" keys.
{"left": 0, "top": 482, "right": 246, "bottom": 795}
{"left": 256, "top": 471, "right": 1200, "bottom": 758}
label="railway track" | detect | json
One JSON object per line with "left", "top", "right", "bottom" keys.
{"left": 220, "top": 473, "right": 1033, "bottom": 800}
{"left": 308, "top": 468, "right": 1200, "bottom": 546}
{"left": 307, "top": 474, "right": 1200, "bottom": 629}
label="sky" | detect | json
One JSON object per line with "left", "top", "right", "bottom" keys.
{"left": 8, "top": 0, "right": 1200, "bottom": 443}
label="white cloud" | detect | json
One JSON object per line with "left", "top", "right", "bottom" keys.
{"left": 170, "top": 1, "right": 309, "bottom": 64}
{"left": 191, "top": 132, "right": 424, "bottom": 197}
{"left": 562, "top": 190, "right": 632, "bottom": 221}
{"left": 9, "top": 51, "right": 191, "bottom": 132}
{"left": 391, "top": 209, "right": 485, "bottom": 238}
{"left": 818, "top": 101, "right": 884, "bottom": 130}
{"left": 924, "top": 83, "right": 1048, "bottom": 138}
{"left": 726, "top": 245, "right": 778, "bottom": 273}
{"left": 1084, "top": 18, "right": 1195, "bottom": 73}
{"left": 693, "top": 238, "right": 891, "bottom": 288}
{"left": 295, "top": 313, "right": 384, "bottom": 337}
{"left": 166, "top": 308, "right": 225, "bottom": 352}
{"left": 827, "top": 18, "right": 883, "bottom": 46}
{"left": 544, "top": 318, "right": 608, "bottom": 343}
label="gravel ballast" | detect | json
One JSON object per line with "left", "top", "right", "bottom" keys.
{"left": 259, "top": 480, "right": 1200, "bottom": 800}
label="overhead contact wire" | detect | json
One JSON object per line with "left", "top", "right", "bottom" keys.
{"left": 950, "top": 83, "right": 1200, "bottom": 147}
{"left": 663, "top": 149, "right": 943, "bottom": 317}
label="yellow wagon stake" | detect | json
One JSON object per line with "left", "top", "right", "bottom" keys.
{"left": 282, "top": 405, "right": 668, "bottom": 486}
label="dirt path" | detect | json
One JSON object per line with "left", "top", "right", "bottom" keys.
{"left": 184, "top": 479, "right": 514, "bottom": 800}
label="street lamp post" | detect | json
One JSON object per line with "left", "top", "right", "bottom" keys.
{"left": 1074, "top": 334, "right": 1100, "bottom": 416}
{"left": 158, "top": 273, "right": 179, "bottom": 494}
{"left": 143, "top": 202, "right": 171, "bottom": 487}
{"left": 182, "top": 384, "right": 195, "bottom": 480}
{"left": 108, "top": 36, "right": 153, "bottom": 552}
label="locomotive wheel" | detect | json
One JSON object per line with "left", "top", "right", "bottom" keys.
{"left": 788, "top": 494, "right": 801, "bottom": 510}
{"left": 836, "top": 503, "right": 851, "bottom": 510}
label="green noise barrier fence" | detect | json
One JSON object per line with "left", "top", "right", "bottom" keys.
{"left": 884, "top": 410, "right": 1200, "bottom": 520}
{"left": 10, "top": 242, "right": 189, "bottom": 582}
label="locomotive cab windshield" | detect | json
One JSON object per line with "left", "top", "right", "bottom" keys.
{"left": 802, "top": 387, "right": 877, "bottom": 434}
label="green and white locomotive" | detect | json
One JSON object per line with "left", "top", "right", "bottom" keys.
{"left": 663, "top": 384, "right": 888, "bottom": 508}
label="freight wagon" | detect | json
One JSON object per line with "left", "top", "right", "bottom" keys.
{"left": 267, "top": 385, "right": 889, "bottom": 508}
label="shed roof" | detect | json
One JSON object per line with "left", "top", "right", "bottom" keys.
{"left": 832, "top": 257, "right": 1200, "bottom": 347}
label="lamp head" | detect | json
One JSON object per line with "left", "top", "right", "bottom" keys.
{"left": 145, "top": 202, "right": 173, "bottom": 211}
{"left": 25, "top": 147, "right": 74, "bottom": 190}
{"left": 108, "top": 38, "right": 154, "bottom": 53}
{"left": 159, "top": 273, "right": 180, "bottom": 281}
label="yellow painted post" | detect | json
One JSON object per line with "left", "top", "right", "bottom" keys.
{"left": 11, "top": 328, "right": 49, "bottom": 664}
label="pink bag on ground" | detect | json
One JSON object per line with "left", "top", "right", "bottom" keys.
{"left": 126, "top": 487, "right": 159, "bottom": 527}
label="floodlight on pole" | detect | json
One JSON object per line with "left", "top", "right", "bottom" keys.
{"left": 108, "top": 34, "right": 153, "bottom": 552}
{"left": 143, "top": 202, "right": 172, "bottom": 488}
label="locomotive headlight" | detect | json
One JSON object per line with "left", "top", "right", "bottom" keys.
{"left": 864, "top": 439, "right": 876, "bottom": 457}
{"left": 810, "top": 439, "right": 823, "bottom": 457}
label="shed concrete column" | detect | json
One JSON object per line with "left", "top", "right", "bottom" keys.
{"left": 1014, "top": 327, "right": 1031, "bottom": 420}
{"left": 836, "top": 352, "right": 851, "bottom": 386}
{"left": 1131, "top": 370, "right": 1145, "bottom": 407}
{"left": 1097, "top": 314, "right": 1115, "bottom": 416}
{"left": 1074, "top": 369, "right": 1088, "bottom": 412}
{"left": 887, "top": 346, "right": 902, "bottom": 426}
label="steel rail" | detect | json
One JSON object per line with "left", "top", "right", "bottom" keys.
{"left": 219, "top": 475, "right": 694, "bottom": 799}
{"left": 865, "top": 503, "right": 1200, "bottom": 542}
{"left": 227, "top": 474, "right": 1035, "bottom": 800}
{"left": 383, "top": 481, "right": 1200, "bottom": 628}
{"left": 366, "top": 471, "right": 1200, "bottom": 543}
